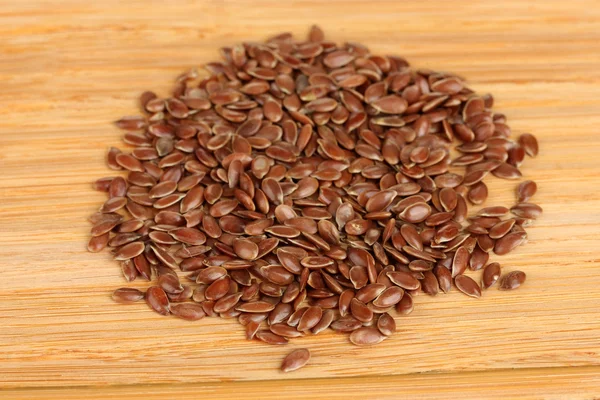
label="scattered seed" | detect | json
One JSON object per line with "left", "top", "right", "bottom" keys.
{"left": 519, "top": 134, "right": 539, "bottom": 157}
{"left": 499, "top": 270, "right": 527, "bottom": 290}
{"left": 454, "top": 275, "right": 482, "bottom": 298}
{"left": 112, "top": 288, "right": 144, "bottom": 303}
{"left": 517, "top": 180, "right": 537, "bottom": 202}
{"left": 281, "top": 349, "right": 311, "bottom": 372}
{"left": 482, "top": 262, "right": 502, "bottom": 289}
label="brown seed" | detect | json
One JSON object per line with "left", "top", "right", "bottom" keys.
{"left": 482, "top": 262, "right": 502, "bottom": 289}
{"left": 373, "top": 286, "right": 404, "bottom": 307}
{"left": 112, "top": 288, "right": 144, "bottom": 303}
{"left": 168, "top": 285, "right": 193, "bottom": 302}
{"left": 330, "top": 315, "right": 363, "bottom": 332}
{"left": 469, "top": 247, "right": 489, "bottom": 271}
{"left": 517, "top": 180, "right": 537, "bottom": 203}
{"left": 452, "top": 246, "right": 470, "bottom": 277}
{"left": 478, "top": 206, "right": 509, "bottom": 217}
{"left": 338, "top": 289, "right": 354, "bottom": 317}
{"left": 262, "top": 265, "right": 294, "bottom": 285}
{"left": 116, "top": 153, "right": 144, "bottom": 172}
{"left": 323, "top": 50, "right": 355, "bottom": 68}
{"left": 395, "top": 293, "right": 414, "bottom": 315}
{"left": 171, "top": 303, "right": 206, "bottom": 321}
{"left": 371, "top": 95, "right": 408, "bottom": 114}
{"left": 345, "top": 219, "right": 371, "bottom": 235}
{"left": 214, "top": 292, "right": 243, "bottom": 313}
{"left": 88, "top": 233, "right": 109, "bottom": 253}
{"left": 489, "top": 219, "right": 516, "bottom": 239}
{"left": 492, "top": 163, "right": 522, "bottom": 180}
{"left": 169, "top": 228, "right": 207, "bottom": 245}
{"left": 478, "top": 234, "right": 496, "bottom": 253}
{"left": 297, "top": 306, "right": 323, "bottom": 331}
{"left": 377, "top": 313, "right": 396, "bottom": 336}
{"left": 301, "top": 256, "right": 334, "bottom": 269}
{"left": 468, "top": 182, "right": 488, "bottom": 205}
{"left": 265, "top": 225, "right": 301, "bottom": 238}
{"left": 202, "top": 214, "right": 222, "bottom": 238}
{"left": 236, "top": 301, "right": 276, "bottom": 313}
{"left": 387, "top": 271, "right": 420, "bottom": 290}
{"left": 349, "top": 327, "right": 387, "bottom": 346}
{"left": 150, "top": 181, "right": 177, "bottom": 198}
{"left": 115, "top": 116, "right": 146, "bottom": 130}
{"left": 434, "top": 265, "right": 452, "bottom": 293}
{"left": 421, "top": 271, "right": 439, "bottom": 296}
{"left": 400, "top": 224, "right": 423, "bottom": 251}
{"left": 511, "top": 203, "right": 543, "bottom": 219}
{"left": 91, "top": 219, "right": 121, "bottom": 236}
{"left": 257, "top": 237, "right": 280, "bottom": 258}
{"left": 114, "top": 242, "right": 145, "bottom": 261}
{"left": 281, "top": 348, "right": 311, "bottom": 372}
{"left": 145, "top": 286, "right": 170, "bottom": 315}
{"left": 494, "top": 231, "right": 527, "bottom": 255}
{"left": 312, "top": 309, "right": 335, "bottom": 334}
{"left": 133, "top": 254, "right": 152, "bottom": 280}
{"left": 158, "top": 274, "right": 183, "bottom": 294}
{"left": 350, "top": 298, "right": 373, "bottom": 323}
{"left": 210, "top": 199, "right": 239, "bottom": 218}
{"left": 499, "top": 270, "right": 526, "bottom": 290}
{"left": 245, "top": 320, "right": 261, "bottom": 340}
{"left": 454, "top": 275, "right": 482, "bottom": 298}
{"left": 399, "top": 202, "right": 431, "bottom": 223}
{"left": 196, "top": 266, "right": 227, "bottom": 284}
{"left": 255, "top": 330, "right": 288, "bottom": 345}
{"left": 205, "top": 276, "right": 231, "bottom": 301}
{"left": 233, "top": 239, "right": 259, "bottom": 260}
{"left": 349, "top": 266, "right": 369, "bottom": 289}
{"left": 519, "top": 134, "right": 539, "bottom": 157}
{"left": 365, "top": 190, "right": 397, "bottom": 212}
{"left": 268, "top": 302, "right": 293, "bottom": 325}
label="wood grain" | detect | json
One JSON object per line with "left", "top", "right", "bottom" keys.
{"left": 1, "top": 0, "right": 600, "bottom": 398}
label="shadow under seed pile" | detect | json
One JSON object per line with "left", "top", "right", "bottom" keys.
{"left": 88, "top": 25, "right": 541, "bottom": 370}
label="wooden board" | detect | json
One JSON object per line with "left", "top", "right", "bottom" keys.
{"left": 1, "top": 0, "right": 600, "bottom": 398}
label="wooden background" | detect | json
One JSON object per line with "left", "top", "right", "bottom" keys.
{"left": 1, "top": 0, "right": 600, "bottom": 398}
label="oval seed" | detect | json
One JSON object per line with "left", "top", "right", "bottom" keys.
{"left": 170, "top": 303, "right": 206, "bottom": 321}
{"left": 233, "top": 239, "right": 259, "bottom": 260}
{"left": 297, "top": 306, "right": 323, "bottom": 331}
{"left": 377, "top": 313, "right": 396, "bottom": 336}
{"left": 349, "top": 327, "right": 387, "bottom": 346}
{"left": 510, "top": 203, "right": 543, "bottom": 219}
{"left": 482, "top": 262, "right": 502, "bottom": 289}
{"left": 281, "top": 349, "right": 311, "bottom": 372}
{"left": 494, "top": 231, "right": 527, "bottom": 255}
{"left": 499, "top": 271, "right": 526, "bottom": 290}
{"left": 255, "top": 330, "right": 288, "bottom": 345}
{"left": 145, "top": 286, "right": 170, "bottom": 315}
{"left": 519, "top": 133, "right": 539, "bottom": 157}
{"left": 454, "top": 275, "right": 482, "bottom": 298}
{"left": 517, "top": 180, "right": 537, "bottom": 202}
{"left": 112, "top": 288, "right": 144, "bottom": 303}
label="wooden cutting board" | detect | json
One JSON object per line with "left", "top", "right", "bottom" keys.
{"left": 2, "top": 1, "right": 600, "bottom": 398}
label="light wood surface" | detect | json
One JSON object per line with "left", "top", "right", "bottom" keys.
{"left": 1, "top": 0, "right": 600, "bottom": 398}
